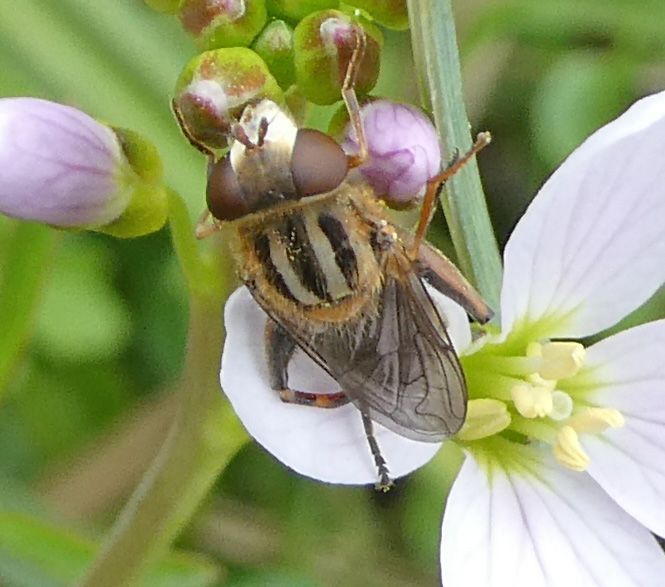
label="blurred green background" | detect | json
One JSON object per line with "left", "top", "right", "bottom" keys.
{"left": 1, "top": 0, "right": 665, "bottom": 585}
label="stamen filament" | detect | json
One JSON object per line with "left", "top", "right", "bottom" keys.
{"left": 464, "top": 370, "right": 525, "bottom": 402}
{"left": 509, "top": 418, "right": 556, "bottom": 445}
{"left": 468, "top": 354, "right": 542, "bottom": 378}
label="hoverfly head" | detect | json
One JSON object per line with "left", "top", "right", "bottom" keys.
{"left": 206, "top": 100, "right": 349, "bottom": 222}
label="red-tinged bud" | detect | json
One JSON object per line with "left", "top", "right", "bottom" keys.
{"left": 179, "top": 0, "right": 267, "bottom": 50}
{"left": 173, "top": 48, "right": 282, "bottom": 153}
{"left": 293, "top": 11, "right": 382, "bottom": 105}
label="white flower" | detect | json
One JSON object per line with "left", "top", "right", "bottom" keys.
{"left": 221, "top": 91, "right": 665, "bottom": 584}
{"left": 442, "top": 91, "right": 665, "bottom": 585}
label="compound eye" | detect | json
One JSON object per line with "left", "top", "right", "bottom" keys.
{"left": 206, "top": 156, "right": 249, "bottom": 221}
{"left": 291, "top": 128, "right": 348, "bottom": 198}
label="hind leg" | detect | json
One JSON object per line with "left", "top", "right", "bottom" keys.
{"left": 265, "top": 320, "right": 349, "bottom": 408}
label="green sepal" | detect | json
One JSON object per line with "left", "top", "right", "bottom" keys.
{"left": 252, "top": 20, "right": 296, "bottom": 89}
{"left": 94, "top": 127, "right": 168, "bottom": 238}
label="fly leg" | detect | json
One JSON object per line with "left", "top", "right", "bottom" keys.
{"left": 266, "top": 321, "right": 393, "bottom": 490}
{"left": 410, "top": 132, "right": 492, "bottom": 256}
{"left": 342, "top": 25, "right": 369, "bottom": 169}
{"left": 265, "top": 321, "right": 349, "bottom": 409}
{"left": 360, "top": 409, "right": 394, "bottom": 492}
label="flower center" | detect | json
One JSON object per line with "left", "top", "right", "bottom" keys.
{"left": 460, "top": 339, "right": 624, "bottom": 471}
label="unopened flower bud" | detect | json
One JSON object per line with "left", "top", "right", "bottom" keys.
{"left": 0, "top": 98, "right": 167, "bottom": 238}
{"left": 293, "top": 11, "right": 382, "bottom": 105}
{"left": 179, "top": 0, "right": 267, "bottom": 50}
{"left": 340, "top": 99, "right": 441, "bottom": 207}
{"left": 252, "top": 20, "right": 296, "bottom": 89}
{"left": 351, "top": 0, "right": 408, "bottom": 30}
{"left": 173, "top": 48, "right": 282, "bottom": 152}
{"left": 266, "top": 0, "right": 339, "bottom": 21}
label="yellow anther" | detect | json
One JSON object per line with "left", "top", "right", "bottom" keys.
{"left": 511, "top": 383, "right": 553, "bottom": 418}
{"left": 538, "top": 342, "right": 585, "bottom": 380}
{"left": 552, "top": 425, "right": 590, "bottom": 471}
{"left": 457, "top": 399, "right": 511, "bottom": 441}
{"left": 549, "top": 391, "right": 574, "bottom": 421}
{"left": 568, "top": 407, "right": 625, "bottom": 435}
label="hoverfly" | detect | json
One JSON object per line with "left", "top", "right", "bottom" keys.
{"left": 178, "top": 30, "right": 492, "bottom": 489}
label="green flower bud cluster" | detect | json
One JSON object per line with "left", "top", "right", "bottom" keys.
{"left": 163, "top": 0, "right": 409, "bottom": 154}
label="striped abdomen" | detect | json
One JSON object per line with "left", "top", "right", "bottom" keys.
{"left": 233, "top": 190, "right": 383, "bottom": 320}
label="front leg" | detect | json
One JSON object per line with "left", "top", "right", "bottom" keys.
{"left": 265, "top": 320, "right": 349, "bottom": 408}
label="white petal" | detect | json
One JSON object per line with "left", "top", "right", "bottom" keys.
{"left": 501, "top": 91, "right": 665, "bottom": 339}
{"left": 220, "top": 288, "right": 441, "bottom": 485}
{"left": 441, "top": 448, "right": 665, "bottom": 587}
{"left": 578, "top": 319, "right": 665, "bottom": 537}
{"left": 424, "top": 283, "right": 472, "bottom": 353}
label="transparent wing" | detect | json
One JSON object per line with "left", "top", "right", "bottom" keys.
{"left": 256, "top": 248, "right": 467, "bottom": 443}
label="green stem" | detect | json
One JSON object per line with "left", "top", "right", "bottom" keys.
{"left": 166, "top": 187, "right": 220, "bottom": 296}
{"left": 406, "top": 0, "right": 503, "bottom": 312}
{"left": 0, "top": 221, "right": 57, "bottom": 402}
{"left": 76, "top": 190, "right": 248, "bottom": 587}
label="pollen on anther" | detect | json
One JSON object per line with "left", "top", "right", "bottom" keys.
{"left": 552, "top": 425, "right": 590, "bottom": 471}
{"left": 511, "top": 383, "right": 553, "bottom": 419}
{"left": 568, "top": 407, "right": 625, "bottom": 435}
{"left": 538, "top": 341, "right": 586, "bottom": 380}
{"left": 456, "top": 399, "right": 511, "bottom": 441}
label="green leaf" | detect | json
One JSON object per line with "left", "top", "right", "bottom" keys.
{"left": 0, "top": 511, "right": 221, "bottom": 587}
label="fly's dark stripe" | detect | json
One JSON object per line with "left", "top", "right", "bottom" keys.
{"left": 253, "top": 233, "right": 298, "bottom": 303}
{"left": 279, "top": 215, "right": 332, "bottom": 302}
{"left": 317, "top": 212, "right": 359, "bottom": 290}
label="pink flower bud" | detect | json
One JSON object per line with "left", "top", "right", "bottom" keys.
{"left": 0, "top": 98, "right": 128, "bottom": 226}
{"left": 0, "top": 98, "right": 167, "bottom": 237}
{"left": 342, "top": 99, "right": 442, "bottom": 208}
